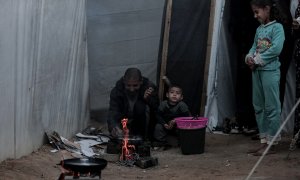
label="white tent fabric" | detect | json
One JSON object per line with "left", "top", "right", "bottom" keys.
{"left": 205, "top": 0, "right": 228, "bottom": 130}
{"left": 86, "top": 0, "right": 164, "bottom": 116}
{"left": 0, "top": 0, "right": 89, "bottom": 161}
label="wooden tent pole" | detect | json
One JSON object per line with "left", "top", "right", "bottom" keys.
{"left": 200, "top": 0, "right": 216, "bottom": 116}
{"left": 158, "top": 0, "right": 173, "bottom": 101}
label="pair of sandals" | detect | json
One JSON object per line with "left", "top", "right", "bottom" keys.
{"left": 247, "top": 143, "right": 276, "bottom": 156}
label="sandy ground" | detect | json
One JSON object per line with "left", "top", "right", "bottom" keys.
{"left": 0, "top": 129, "right": 300, "bottom": 180}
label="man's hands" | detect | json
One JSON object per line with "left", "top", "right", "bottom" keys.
{"left": 144, "top": 87, "right": 154, "bottom": 100}
{"left": 164, "top": 120, "right": 176, "bottom": 130}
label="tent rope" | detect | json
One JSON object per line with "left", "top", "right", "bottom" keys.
{"left": 245, "top": 97, "right": 300, "bottom": 180}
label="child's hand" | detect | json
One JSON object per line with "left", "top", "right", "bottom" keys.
{"left": 249, "top": 64, "right": 256, "bottom": 71}
{"left": 168, "top": 120, "right": 176, "bottom": 129}
{"left": 246, "top": 57, "right": 255, "bottom": 66}
{"left": 164, "top": 123, "right": 171, "bottom": 130}
{"left": 246, "top": 57, "right": 256, "bottom": 70}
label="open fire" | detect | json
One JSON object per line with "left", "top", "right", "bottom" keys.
{"left": 120, "top": 118, "right": 136, "bottom": 161}
{"left": 116, "top": 118, "right": 158, "bottom": 169}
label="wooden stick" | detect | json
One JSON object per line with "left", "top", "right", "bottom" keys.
{"left": 158, "top": 0, "right": 173, "bottom": 101}
{"left": 200, "top": 0, "right": 216, "bottom": 116}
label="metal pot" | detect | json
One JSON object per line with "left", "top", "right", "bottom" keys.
{"left": 61, "top": 158, "right": 107, "bottom": 173}
{"left": 113, "top": 135, "right": 143, "bottom": 146}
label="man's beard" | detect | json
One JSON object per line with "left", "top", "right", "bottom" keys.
{"left": 126, "top": 90, "right": 138, "bottom": 100}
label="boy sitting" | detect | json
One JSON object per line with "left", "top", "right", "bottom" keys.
{"left": 153, "top": 84, "right": 191, "bottom": 149}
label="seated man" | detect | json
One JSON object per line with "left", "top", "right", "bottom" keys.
{"left": 107, "top": 68, "right": 159, "bottom": 140}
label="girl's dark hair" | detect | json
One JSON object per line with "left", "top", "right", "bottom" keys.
{"left": 250, "top": 0, "right": 292, "bottom": 25}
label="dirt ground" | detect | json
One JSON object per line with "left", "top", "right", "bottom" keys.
{"left": 1, "top": 127, "right": 300, "bottom": 180}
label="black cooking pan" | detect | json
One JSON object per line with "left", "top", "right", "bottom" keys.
{"left": 61, "top": 158, "right": 107, "bottom": 173}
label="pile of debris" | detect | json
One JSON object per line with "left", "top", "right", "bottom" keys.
{"left": 45, "top": 126, "right": 110, "bottom": 158}
{"left": 45, "top": 125, "right": 158, "bottom": 169}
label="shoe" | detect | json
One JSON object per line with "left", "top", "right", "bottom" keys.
{"left": 247, "top": 143, "right": 267, "bottom": 154}
{"left": 243, "top": 128, "right": 258, "bottom": 135}
{"left": 230, "top": 128, "right": 241, "bottom": 134}
{"left": 152, "top": 146, "right": 161, "bottom": 151}
{"left": 152, "top": 141, "right": 167, "bottom": 151}
{"left": 252, "top": 145, "right": 276, "bottom": 156}
{"left": 251, "top": 134, "right": 260, "bottom": 140}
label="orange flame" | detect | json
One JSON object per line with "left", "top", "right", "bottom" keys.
{"left": 120, "top": 118, "right": 135, "bottom": 161}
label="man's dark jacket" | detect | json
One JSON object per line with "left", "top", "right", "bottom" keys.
{"left": 107, "top": 77, "right": 159, "bottom": 138}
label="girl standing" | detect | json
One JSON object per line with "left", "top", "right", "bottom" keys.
{"left": 245, "top": 0, "right": 286, "bottom": 156}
